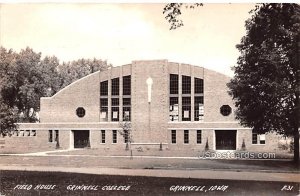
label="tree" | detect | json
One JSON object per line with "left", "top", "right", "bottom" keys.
{"left": 0, "top": 47, "right": 18, "bottom": 108}
{"left": 118, "top": 115, "right": 133, "bottom": 157}
{"left": 163, "top": 3, "right": 203, "bottom": 30}
{"left": 0, "top": 47, "right": 54, "bottom": 123}
{"left": 227, "top": 4, "right": 300, "bottom": 163}
{"left": 58, "top": 58, "right": 111, "bottom": 89}
{"left": 39, "top": 56, "right": 61, "bottom": 96}
{"left": 0, "top": 102, "right": 19, "bottom": 137}
{"left": 0, "top": 46, "right": 111, "bottom": 136}
{"left": 0, "top": 47, "right": 19, "bottom": 136}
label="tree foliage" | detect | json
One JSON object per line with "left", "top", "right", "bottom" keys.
{"left": 0, "top": 47, "right": 57, "bottom": 122}
{"left": 163, "top": 3, "right": 203, "bottom": 30}
{"left": 118, "top": 115, "right": 132, "bottom": 151}
{"left": 0, "top": 46, "right": 111, "bottom": 135}
{"left": 227, "top": 3, "right": 300, "bottom": 162}
{"left": 58, "top": 58, "right": 110, "bottom": 89}
{"left": 0, "top": 102, "right": 19, "bottom": 137}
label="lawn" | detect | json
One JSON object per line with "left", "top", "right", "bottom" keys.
{"left": 47, "top": 148, "right": 294, "bottom": 159}
{"left": 0, "top": 170, "right": 299, "bottom": 196}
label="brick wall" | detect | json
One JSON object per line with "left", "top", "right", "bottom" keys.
{"left": 237, "top": 129, "right": 281, "bottom": 152}
{"left": 1, "top": 130, "right": 55, "bottom": 152}
{"left": 5, "top": 60, "right": 285, "bottom": 154}
{"left": 203, "top": 68, "right": 236, "bottom": 122}
{"left": 131, "top": 60, "right": 169, "bottom": 143}
{"left": 40, "top": 71, "right": 100, "bottom": 123}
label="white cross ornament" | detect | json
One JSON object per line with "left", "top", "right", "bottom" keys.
{"left": 146, "top": 77, "right": 153, "bottom": 103}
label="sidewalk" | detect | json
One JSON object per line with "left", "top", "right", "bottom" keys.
{"left": 1, "top": 165, "right": 299, "bottom": 183}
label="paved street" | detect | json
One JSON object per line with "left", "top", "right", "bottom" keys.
{"left": 1, "top": 165, "right": 299, "bottom": 183}
{"left": 0, "top": 152, "right": 299, "bottom": 195}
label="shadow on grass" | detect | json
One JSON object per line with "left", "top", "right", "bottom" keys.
{"left": 0, "top": 170, "right": 299, "bottom": 196}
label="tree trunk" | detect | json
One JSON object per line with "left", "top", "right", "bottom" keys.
{"left": 294, "top": 126, "right": 299, "bottom": 164}
{"left": 294, "top": 29, "right": 299, "bottom": 164}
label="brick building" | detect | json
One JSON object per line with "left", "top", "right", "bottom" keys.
{"left": 3, "top": 60, "right": 284, "bottom": 153}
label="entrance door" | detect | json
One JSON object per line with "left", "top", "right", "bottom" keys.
{"left": 73, "top": 130, "right": 90, "bottom": 148}
{"left": 215, "top": 130, "right": 236, "bottom": 150}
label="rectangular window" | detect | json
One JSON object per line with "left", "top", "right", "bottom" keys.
{"left": 259, "top": 134, "right": 266, "bottom": 144}
{"left": 100, "top": 80, "right": 108, "bottom": 96}
{"left": 31, "top": 130, "right": 36, "bottom": 136}
{"left": 112, "top": 98, "right": 119, "bottom": 105}
{"left": 170, "top": 74, "right": 179, "bottom": 94}
{"left": 101, "top": 130, "right": 105, "bottom": 143}
{"left": 195, "top": 78, "right": 204, "bottom": 94}
{"left": 194, "top": 96, "right": 204, "bottom": 121}
{"left": 182, "top": 75, "right": 191, "bottom": 94}
{"left": 111, "top": 98, "right": 119, "bottom": 121}
{"left": 55, "top": 130, "right": 59, "bottom": 142}
{"left": 123, "top": 98, "right": 131, "bottom": 121}
{"left": 48, "top": 130, "right": 53, "bottom": 142}
{"left": 197, "top": 130, "right": 202, "bottom": 144}
{"left": 112, "top": 130, "right": 117, "bottom": 143}
{"left": 123, "top": 97, "right": 131, "bottom": 105}
{"left": 123, "top": 107, "right": 131, "bottom": 121}
{"left": 169, "top": 97, "right": 179, "bottom": 121}
{"left": 111, "top": 78, "right": 120, "bottom": 96}
{"left": 19, "top": 130, "right": 24, "bottom": 136}
{"left": 252, "top": 132, "right": 265, "bottom": 144}
{"left": 252, "top": 133, "right": 258, "bottom": 144}
{"left": 123, "top": 75, "right": 131, "bottom": 95}
{"left": 100, "top": 98, "right": 108, "bottom": 121}
{"left": 171, "top": 130, "right": 176, "bottom": 144}
{"left": 182, "top": 97, "right": 191, "bottom": 121}
{"left": 184, "top": 130, "right": 189, "bottom": 144}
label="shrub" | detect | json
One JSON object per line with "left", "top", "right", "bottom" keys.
{"left": 205, "top": 138, "right": 209, "bottom": 151}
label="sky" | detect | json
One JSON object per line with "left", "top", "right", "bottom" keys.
{"left": 0, "top": 3, "right": 256, "bottom": 76}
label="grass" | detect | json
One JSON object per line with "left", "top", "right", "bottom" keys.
{"left": 0, "top": 170, "right": 299, "bottom": 196}
{"left": 0, "top": 148, "right": 52, "bottom": 154}
{"left": 46, "top": 148, "right": 295, "bottom": 159}
{"left": 0, "top": 145, "right": 295, "bottom": 160}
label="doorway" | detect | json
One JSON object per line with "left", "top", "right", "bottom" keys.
{"left": 73, "top": 130, "right": 90, "bottom": 148}
{"left": 215, "top": 130, "right": 236, "bottom": 150}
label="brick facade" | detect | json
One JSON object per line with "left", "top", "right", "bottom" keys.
{"left": 2, "top": 60, "right": 287, "bottom": 154}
